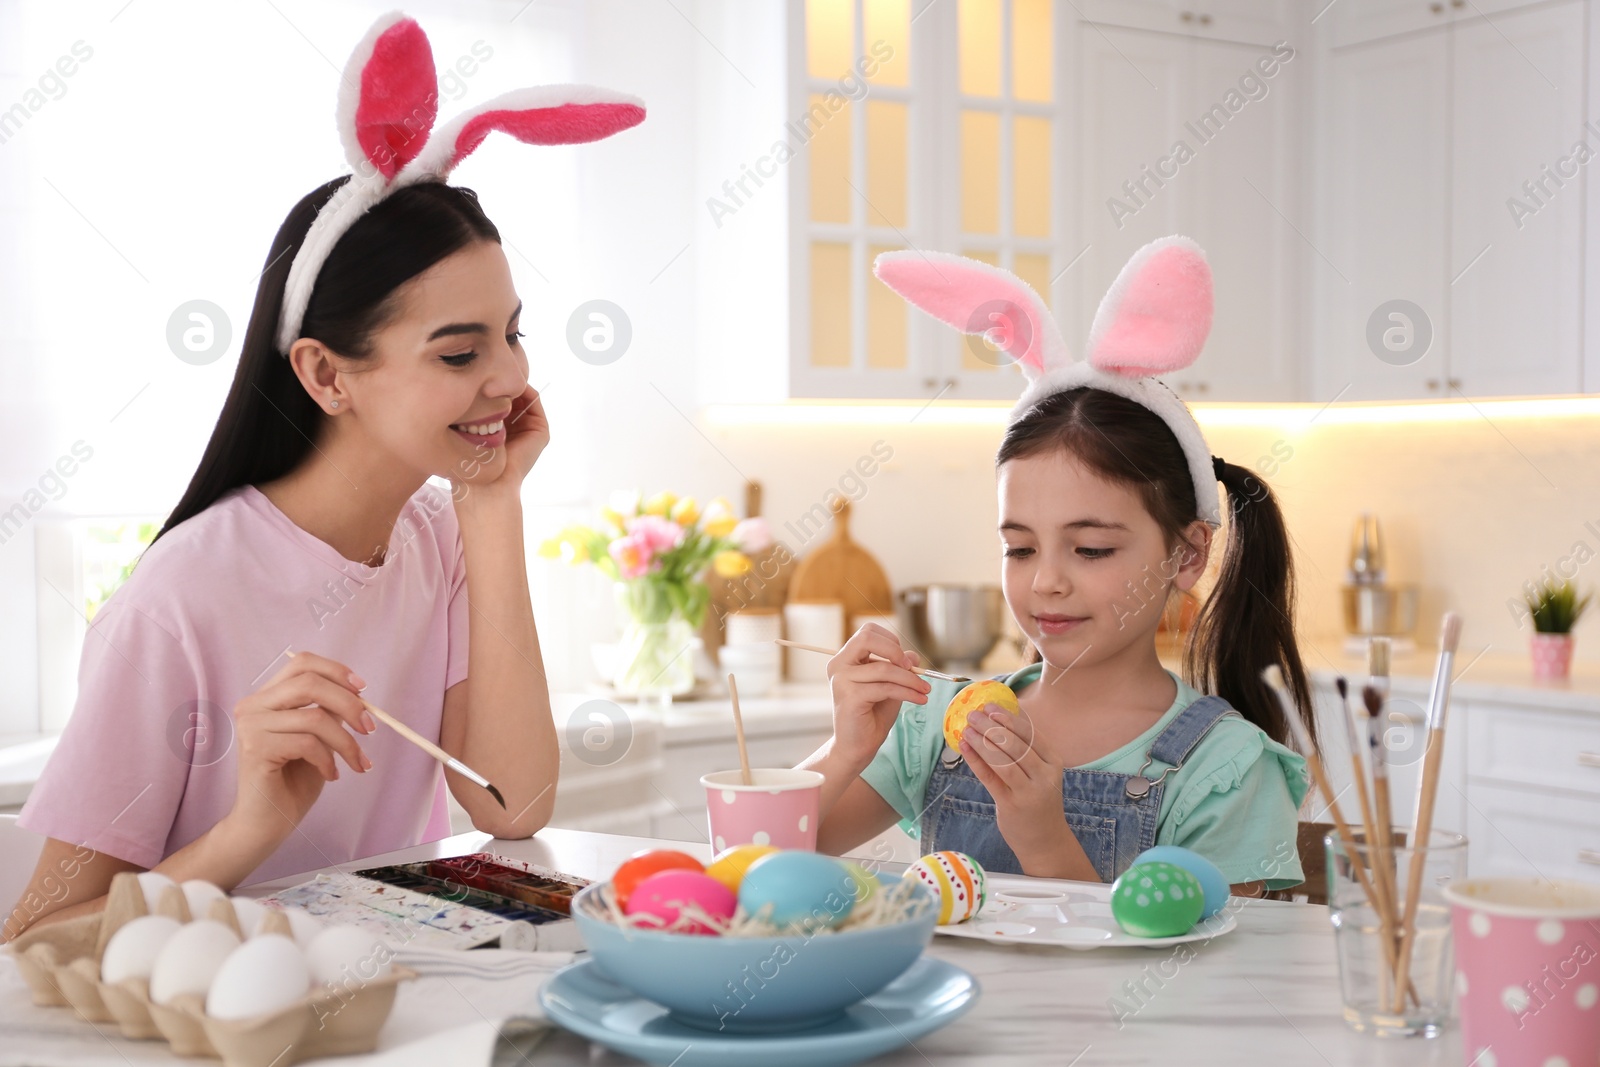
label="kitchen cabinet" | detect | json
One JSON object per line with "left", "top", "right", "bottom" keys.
{"left": 1074, "top": 0, "right": 1292, "bottom": 45}
{"left": 1466, "top": 696, "right": 1600, "bottom": 881}
{"left": 1075, "top": 23, "right": 1303, "bottom": 401}
{"left": 1324, "top": 0, "right": 1564, "bottom": 49}
{"left": 1312, "top": 0, "right": 1587, "bottom": 400}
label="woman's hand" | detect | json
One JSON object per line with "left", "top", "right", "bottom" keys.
{"left": 827, "top": 623, "right": 930, "bottom": 766}
{"left": 228, "top": 651, "right": 375, "bottom": 846}
{"left": 960, "top": 707, "right": 1078, "bottom": 867}
{"left": 500, "top": 383, "right": 549, "bottom": 482}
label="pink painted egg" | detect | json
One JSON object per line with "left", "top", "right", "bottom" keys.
{"left": 622, "top": 870, "right": 737, "bottom": 935}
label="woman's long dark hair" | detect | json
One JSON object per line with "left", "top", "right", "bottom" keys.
{"left": 150, "top": 177, "right": 501, "bottom": 546}
{"left": 995, "top": 387, "right": 1315, "bottom": 752}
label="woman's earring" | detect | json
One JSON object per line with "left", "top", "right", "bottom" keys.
{"left": 330, "top": 400, "right": 339, "bottom": 409}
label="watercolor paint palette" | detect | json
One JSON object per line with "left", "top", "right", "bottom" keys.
{"left": 933, "top": 875, "right": 1238, "bottom": 950}
{"left": 261, "top": 853, "right": 590, "bottom": 952}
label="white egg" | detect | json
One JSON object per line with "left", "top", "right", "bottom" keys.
{"left": 228, "top": 896, "right": 267, "bottom": 937}
{"left": 135, "top": 870, "right": 178, "bottom": 913}
{"left": 102, "top": 915, "right": 181, "bottom": 983}
{"left": 149, "top": 920, "right": 240, "bottom": 1005}
{"left": 205, "top": 935, "right": 310, "bottom": 1020}
{"left": 305, "top": 925, "right": 393, "bottom": 987}
{"left": 281, "top": 906, "right": 324, "bottom": 948}
{"left": 180, "top": 880, "right": 226, "bottom": 920}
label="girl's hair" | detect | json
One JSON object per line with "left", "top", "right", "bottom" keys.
{"left": 151, "top": 177, "right": 501, "bottom": 546}
{"left": 995, "top": 387, "right": 1315, "bottom": 751}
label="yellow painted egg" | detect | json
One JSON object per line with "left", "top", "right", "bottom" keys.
{"left": 943, "top": 680, "right": 1021, "bottom": 751}
{"left": 704, "top": 843, "right": 780, "bottom": 893}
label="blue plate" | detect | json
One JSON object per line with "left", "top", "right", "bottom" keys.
{"left": 539, "top": 955, "right": 980, "bottom": 1067}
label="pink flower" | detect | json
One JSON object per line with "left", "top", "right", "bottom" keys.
{"left": 731, "top": 517, "right": 772, "bottom": 553}
{"left": 627, "top": 515, "right": 685, "bottom": 555}
{"left": 609, "top": 534, "right": 654, "bottom": 579}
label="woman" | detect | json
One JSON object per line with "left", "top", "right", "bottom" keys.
{"left": 4, "top": 13, "right": 644, "bottom": 938}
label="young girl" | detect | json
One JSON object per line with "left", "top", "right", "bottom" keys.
{"left": 4, "top": 14, "right": 644, "bottom": 938}
{"left": 801, "top": 237, "right": 1314, "bottom": 895}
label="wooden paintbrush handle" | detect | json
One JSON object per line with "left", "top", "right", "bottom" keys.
{"left": 362, "top": 699, "right": 451, "bottom": 765}
{"left": 1393, "top": 727, "right": 1447, "bottom": 1009}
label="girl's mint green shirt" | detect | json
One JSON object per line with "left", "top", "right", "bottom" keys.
{"left": 860, "top": 661, "right": 1312, "bottom": 889}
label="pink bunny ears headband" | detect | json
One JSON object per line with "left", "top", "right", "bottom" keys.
{"left": 275, "top": 12, "right": 646, "bottom": 355}
{"left": 874, "top": 236, "right": 1223, "bottom": 527}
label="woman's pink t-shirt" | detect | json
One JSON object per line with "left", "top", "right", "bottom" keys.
{"left": 18, "top": 483, "right": 469, "bottom": 885}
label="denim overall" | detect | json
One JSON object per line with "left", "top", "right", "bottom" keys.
{"left": 919, "top": 686, "right": 1240, "bottom": 881}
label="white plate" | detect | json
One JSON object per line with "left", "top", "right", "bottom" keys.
{"left": 931, "top": 877, "right": 1239, "bottom": 950}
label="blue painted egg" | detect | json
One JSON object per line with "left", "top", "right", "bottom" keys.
{"left": 737, "top": 851, "right": 856, "bottom": 929}
{"left": 1132, "top": 845, "right": 1229, "bottom": 919}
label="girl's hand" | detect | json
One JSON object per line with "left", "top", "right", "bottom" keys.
{"left": 960, "top": 707, "right": 1075, "bottom": 863}
{"left": 827, "top": 623, "right": 931, "bottom": 765}
{"left": 229, "top": 651, "right": 375, "bottom": 844}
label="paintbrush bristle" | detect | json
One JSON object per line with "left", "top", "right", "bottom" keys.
{"left": 1335, "top": 676, "right": 1348, "bottom": 700}
{"left": 1262, "top": 664, "right": 1286, "bottom": 692}
{"left": 1368, "top": 637, "right": 1391, "bottom": 677}
{"left": 1440, "top": 611, "right": 1462, "bottom": 653}
{"left": 486, "top": 783, "right": 506, "bottom": 810}
{"left": 1362, "top": 684, "right": 1384, "bottom": 718}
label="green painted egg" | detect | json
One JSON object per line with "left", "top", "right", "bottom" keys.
{"left": 1110, "top": 861, "right": 1205, "bottom": 938}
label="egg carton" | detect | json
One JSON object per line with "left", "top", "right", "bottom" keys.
{"left": 6, "top": 871, "right": 416, "bottom": 1067}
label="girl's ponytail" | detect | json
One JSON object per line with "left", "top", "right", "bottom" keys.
{"left": 1184, "top": 460, "right": 1315, "bottom": 751}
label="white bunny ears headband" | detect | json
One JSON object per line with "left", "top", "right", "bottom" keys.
{"left": 874, "top": 236, "right": 1223, "bottom": 527}
{"left": 275, "top": 12, "right": 646, "bottom": 355}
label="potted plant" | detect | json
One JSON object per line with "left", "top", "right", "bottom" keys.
{"left": 1523, "top": 578, "right": 1591, "bottom": 679}
{"left": 539, "top": 492, "right": 767, "bottom": 700}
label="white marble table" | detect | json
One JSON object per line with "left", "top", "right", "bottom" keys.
{"left": 243, "top": 827, "right": 1465, "bottom": 1066}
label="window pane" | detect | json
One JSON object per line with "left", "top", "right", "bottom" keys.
{"left": 811, "top": 242, "right": 853, "bottom": 368}
{"left": 961, "top": 110, "right": 1000, "bottom": 234}
{"left": 864, "top": 0, "right": 910, "bottom": 86}
{"left": 807, "top": 0, "right": 853, "bottom": 79}
{"left": 809, "top": 94, "right": 853, "bottom": 223}
{"left": 958, "top": 248, "right": 1001, "bottom": 371}
{"left": 867, "top": 244, "right": 908, "bottom": 368}
{"left": 1012, "top": 0, "right": 1052, "bottom": 101}
{"left": 1013, "top": 115, "right": 1051, "bottom": 237}
{"left": 958, "top": 0, "right": 1002, "bottom": 97}
{"left": 866, "top": 101, "right": 908, "bottom": 228}
{"left": 1014, "top": 253, "right": 1053, "bottom": 314}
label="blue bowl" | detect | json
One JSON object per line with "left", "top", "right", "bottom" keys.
{"left": 569, "top": 875, "right": 938, "bottom": 1033}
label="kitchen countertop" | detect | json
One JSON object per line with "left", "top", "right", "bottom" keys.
{"left": 233, "top": 825, "right": 1465, "bottom": 1065}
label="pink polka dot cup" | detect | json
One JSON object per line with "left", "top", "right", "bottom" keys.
{"left": 701, "top": 768, "right": 823, "bottom": 853}
{"left": 1442, "top": 878, "right": 1600, "bottom": 1067}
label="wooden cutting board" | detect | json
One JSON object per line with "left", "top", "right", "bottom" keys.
{"left": 703, "top": 481, "right": 793, "bottom": 653}
{"left": 787, "top": 496, "right": 893, "bottom": 627}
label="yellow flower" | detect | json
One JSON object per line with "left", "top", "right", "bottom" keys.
{"left": 561, "top": 540, "right": 590, "bottom": 564}
{"left": 713, "top": 550, "right": 751, "bottom": 578}
{"left": 600, "top": 506, "right": 627, "bottom": 532}
{"left": 670, "top": 496, "right": 700, "bottom": 527}
{"left": 705, "top": 515, "right": 738, "bottom": 539}
{"left": 642, "top": 491, "right": 676, "bottom": 517}
{"left": 537, "top": 538, "right": 562, "bottom": 559}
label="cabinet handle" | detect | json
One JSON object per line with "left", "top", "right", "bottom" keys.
{"left": 1580, "top": 849, "right": 1600, "bottom": 867}
{"left": 1199, "top": 13, "right": 1212, "bottom": 24}
{"left": 1426, "top": 379, "right": 1441, "bottom": 390}
{"left": 1181, "top": 10, "right": 1194, "bottom": 21}
{"left": 1430, "top": 2, "right": 1444, "bottom": 12}
{"left": 1196, "top": 381, "right": 1210, "bottom": 394}
{"left": 1447, "top": 377, "right": 1462, "bottom": 389}
{"left": 1579, "top": 752, "right": 1600, "bottom": 769}
{"left": 1450, "top": 0, "right": 1465, "bottom": 6}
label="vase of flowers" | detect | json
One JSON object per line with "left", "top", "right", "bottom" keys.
{"left": 1522, "top": 577, "right": 1590, "bottom": 679}
{"left": 540, "top": 492, "right": 765, "bottom": 701}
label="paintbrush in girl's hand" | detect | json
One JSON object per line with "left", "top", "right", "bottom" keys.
{"left": 361, "top": 699, "right": 506, "bottom": 809}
